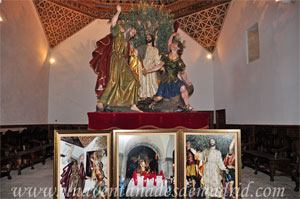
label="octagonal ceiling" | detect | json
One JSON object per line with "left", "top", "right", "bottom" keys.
{"left": 33, "top": 0, "right": 231, "bottom": 52}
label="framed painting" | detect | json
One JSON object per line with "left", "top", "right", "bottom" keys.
{"left": 54, "top": 130, "right": 111, "bottom": 199}
{"left": 247, "top": 22, "right": 260, "bottom": 64}
{"left": 113, "top": 129, "right": 179, "bottom": 198}
{"left": 181, "top": 129, "right": 241, "bottom": 198}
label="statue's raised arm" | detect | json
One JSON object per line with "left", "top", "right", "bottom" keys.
{"left": 111, "top": 5, "right": 121, "bottom": 27}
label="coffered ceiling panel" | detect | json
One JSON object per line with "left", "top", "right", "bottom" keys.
{"left": 33, "top": 0, "right": 231, "bottom": 49}
{"left": 34, "top": 0, "right": 96, "bottom": 47}
{"left": 176, "top": 2, "right": 230, "bottom": 52}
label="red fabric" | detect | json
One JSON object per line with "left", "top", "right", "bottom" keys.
{"left": 160, "top": 171, "right": 165, "bottom": 186}
{"left": 133, "top": 170, "right": 165, "bottom": 187}
{"left": 89, "top": 34, "right": 113, "bottom": 98}
{"left": 133, "top": 170, "right": 138, "bottom": 186}
{"left": 60, "top": 161, "right": 86, "bottom": 198}
{"left": 153, "top": 171, "right": 157, "bottom": 186}
{"left": 224, "top": 153, "right": 235, "bottom": 167}
{"left": 141, "top": 172, "right": 148, "bottom": 187}
{"left": 88, "top": 112, "right": 210, "bottom": 130}
{"left": 173, "top": 21, "right": 179, "bottom": 32}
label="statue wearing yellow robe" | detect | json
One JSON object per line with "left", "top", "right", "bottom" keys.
{"left": 99, "top": 25, "right": 139, "bottom": 106}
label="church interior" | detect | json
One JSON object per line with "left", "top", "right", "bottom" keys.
{"left": 0, "top": 0, "right": 299, "bottom": 198}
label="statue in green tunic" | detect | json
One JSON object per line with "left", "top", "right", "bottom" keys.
{"left": 143, "top": 33, "right": 196, "bottom": 112}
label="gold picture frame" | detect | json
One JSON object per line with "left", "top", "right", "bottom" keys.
{"left": 181, "top": 129, "right": 241, "bottom": 199}
{"left": 113, "top": 129, "right": 179, "bottom": 198}
{"left": 54, "top": 130, "right": 111, "bottom": 199}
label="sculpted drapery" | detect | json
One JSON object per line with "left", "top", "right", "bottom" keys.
{"left": 138, "top": 45, "right": 161, "bottom": 98}
{"left": 89, "top": 34, "right": 114, "bottom": 98}
{"left": 199, "top": 148, "right": 226, "bottom": 198}
{"left": 98, "top": 25, "right": 139, "bottom": 106}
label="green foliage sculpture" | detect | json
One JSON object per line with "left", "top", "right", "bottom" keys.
{"left": 187, "top": 135, "right": 234, "bottom": 157}
{"left": 112, "top": 3, "right": 175, "bottom": 54}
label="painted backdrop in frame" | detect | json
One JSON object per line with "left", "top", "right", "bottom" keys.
{"left": 182, "top": 129, "right": 241, "bottom": 199}
{"left": 54, "top": 130, "right": 111, "bottom": 199}
{"left": 114, "top": 129, "right": 178, "bottom": 198}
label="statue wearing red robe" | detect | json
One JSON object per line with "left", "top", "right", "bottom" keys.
{"left": 90, "top": 34, "right": 114, "bottom": 98}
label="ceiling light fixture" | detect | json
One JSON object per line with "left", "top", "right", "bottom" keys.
{"left": 206, "top": 53, "right": 213, "bottom": 60}
{"left": 49, "top": 58, "right": 56, "bottom": 64}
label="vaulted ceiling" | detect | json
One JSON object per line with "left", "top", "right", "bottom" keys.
{"left": 33, "top": 0, "right": 231, "bottom": 52}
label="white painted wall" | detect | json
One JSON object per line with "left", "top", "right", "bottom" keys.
{"left": 213, "top": 0, "right": 299, "bottom": 125}
{"left": 48, "top": 20, "right": 214, "bottom": 124}
{"left": 178, "top": 29, "right": 215, "bottom": 111}
{"left": 0, "top": 0, "right": 50, "bottom": 125}
{"left": 48, "top": 19, "right": 110, "bottom": 124}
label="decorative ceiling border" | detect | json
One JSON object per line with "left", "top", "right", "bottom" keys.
{"left": 46, "top": 0, "right": 231, "bottom": 19}
{"left": 34, "top": 0, "right": 96, "bottom": 47}
{"left": 170, "top": 0, "right": 231, "bottom": 19}
{"left": 48, "top": 0, "right": 111, "bottom": 18}
{"left": 176, "top": 1, "right": 231, "bottom": 52}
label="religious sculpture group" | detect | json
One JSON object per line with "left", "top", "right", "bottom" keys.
{"left": 90, "top": 4, "right": 195, "bottom": 112}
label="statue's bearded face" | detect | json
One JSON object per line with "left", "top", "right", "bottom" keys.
{"left": 139, "top": 160, "right": 145, "bottom": 168}
{"left": 170, "top": 43, "right": 179, "bottom": 52}
{"left": 146, "top": 34, "right": 153, "bottom": 43}
{"left": 130, "top": 28, "right": 136, "bottom": 38}
{"left": 186, "top": 141, "right": 191, "bottom": 149}
{"left": 209, "top": 138, "right": 216, "bottom": 147}
{"left": 126, "top": 28, "right": 136, "bottom": 41}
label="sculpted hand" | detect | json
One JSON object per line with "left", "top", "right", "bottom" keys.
{"left": 190, "top": 148, "right": 197, "bottom": 155}
{"left": 142, "top": 69, "right": 147, "bottom": 76}
{"left": 116, "top": 5, "right": 121, "bottom": 12}
{"left": 186, "top": 81, "right": 192, "bottom": 86}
